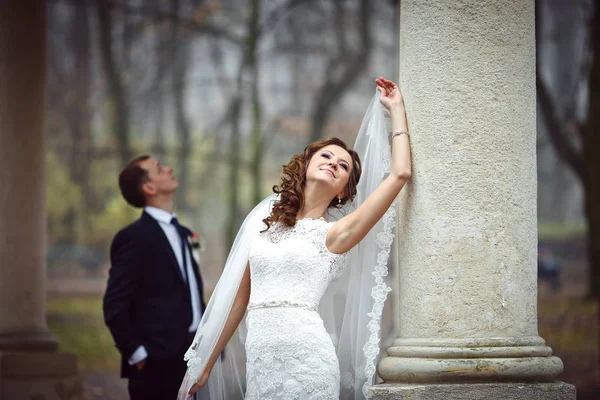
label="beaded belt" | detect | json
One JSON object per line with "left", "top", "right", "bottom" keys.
{"left": 247, "top": 300, "right": 318, "bottom": 312}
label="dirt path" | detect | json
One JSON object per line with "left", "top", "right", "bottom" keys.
{"left": 82, "top": 373, "right": 128, "bottom": 400}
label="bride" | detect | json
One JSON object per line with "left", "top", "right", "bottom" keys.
{"left": 179, "top": 77, "right": 411, "bottom": 400}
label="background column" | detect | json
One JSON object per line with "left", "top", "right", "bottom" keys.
{"left": 373, "top": 1, "right": 575, "bottom": 399}
{"left": 0, "top": 1, "right": 81, "bottom": 399}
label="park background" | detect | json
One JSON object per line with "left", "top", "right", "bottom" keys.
{"left": 43, "top": 0, "right": 598, "bottom": 398}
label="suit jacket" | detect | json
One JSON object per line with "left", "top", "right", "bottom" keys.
{"left": 103, "top": 211, "right": 206, "bottom": 378}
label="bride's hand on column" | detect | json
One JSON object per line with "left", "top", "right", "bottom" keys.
{"left": 376, "top": 76, "right": 404, "bottom": 112}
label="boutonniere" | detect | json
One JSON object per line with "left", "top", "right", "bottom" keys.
{"left": 187, "top": 232, "right": 206, "bottom": 253}
{"left": 188, "top": 232, "right": 206, "bottom": 266}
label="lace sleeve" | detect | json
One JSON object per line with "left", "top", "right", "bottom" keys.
{"left": 329, "top": 251, "right": 348, "bottom": 281}
{"left": 322, "top": 221, "right": 348, "bottom": 281}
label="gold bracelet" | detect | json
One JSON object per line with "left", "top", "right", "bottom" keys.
{"left": 392, "top": 130, "right": 409, "bottom": 139}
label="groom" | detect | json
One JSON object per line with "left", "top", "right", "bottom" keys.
{"left": 103, "top": 155, "right": 206, "bottom": 399}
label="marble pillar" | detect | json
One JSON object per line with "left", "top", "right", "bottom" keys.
{"left": 372, "top": 1, "right": 575, "bottom": 399}
{"left": 0, "top": 1, "right": 81, "bottom": 399}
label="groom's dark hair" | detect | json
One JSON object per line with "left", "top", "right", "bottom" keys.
{"left": 119, "top": 154, "right": 151, "bottom": 208}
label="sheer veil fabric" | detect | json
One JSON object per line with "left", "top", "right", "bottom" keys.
{"left": 178, "top": 92, "right": 396, "bottom": 400}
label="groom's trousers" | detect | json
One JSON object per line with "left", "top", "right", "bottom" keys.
{"left": 127, "top": 354, "right": 187, "bottom": 400}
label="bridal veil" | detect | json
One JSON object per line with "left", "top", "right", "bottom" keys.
{"left": 179, "top": 91, "right": 397, "bottom": 400}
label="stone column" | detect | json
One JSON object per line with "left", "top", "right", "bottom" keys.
{"left": 372, "top": 1, "right": 575, "bottom": 399}
{"left": 0, "top": 2, "right": 81, "bottom": 399}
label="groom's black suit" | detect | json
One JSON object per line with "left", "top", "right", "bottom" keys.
{"left": 103, "top": 211, "right": 206, "bottom": 399}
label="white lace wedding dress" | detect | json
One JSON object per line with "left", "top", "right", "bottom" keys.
{"left": 245, "top": 217, "right": 348, "bottom": 400}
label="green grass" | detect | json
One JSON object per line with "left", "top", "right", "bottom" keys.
{"left": 538, "top": 222, "right": 587, "bottom": 241}
{"left": 47, "top": 296, "right": 121, "bottom": 372}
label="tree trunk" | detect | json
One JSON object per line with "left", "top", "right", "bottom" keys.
{"left": 173, "top": 45, "right": 192, "bottom": 212}
{"left": 225, "top": 0, "right": 263, "bottom": 249}
{"left": 584, "top": 1, "right": 600, "bottom": 301}
{"left": 69, "top": 0, "right": 93, "bottom": 237}
{"left": 226, "top": 96, "right": 242, "bottom": 250}
{"left": 248, "top": 0, "right": 263, "bottom": 205}
{"left": 96, "top": 1, "right": 132, "bottom": 166}
{"left": 535, "top": 0, "right": 596, "bottom": 299}
{"left": 309, "top": 0, "right": 371, "bottom": 143}
{"left": 152, "top": 2, "right": 168, "bottom": 159}
{"left": 169, "top": 0, "right": 192, "bottom": 212}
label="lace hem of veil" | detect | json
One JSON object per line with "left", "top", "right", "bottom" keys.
{"left": 360, "top": 144, "right": 396, "bottom": 398}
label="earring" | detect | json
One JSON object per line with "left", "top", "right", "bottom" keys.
{"left": 338, "top": 196, "right": 342, "bottom": 204}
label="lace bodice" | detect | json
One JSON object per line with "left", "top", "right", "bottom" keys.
{"left": 245, "top": 217, "right": 348, "bottom": 399}
{"left": 248, "top": 218, "right": 347, "bottom": 311}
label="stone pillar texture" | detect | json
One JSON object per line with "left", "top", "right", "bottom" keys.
{"left": 0, "top": 1, "right": 81, "bottom": 399}
{"left": 373, "top": 1, "right": 575, "bottom": 399}
{"left": 0, "top": 1, "right": 49, "bottom": 343}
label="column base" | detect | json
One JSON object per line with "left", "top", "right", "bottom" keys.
{"left": 369, "top": 382, "right": 576, "bottom": 400}
{"left": 0, "top": 351, "right": 82, "bottom": 400}
{"left": 378, "top": 356, "right": 564, "bottom": 383}
{"left": 378, "top": 337, "right": 564, "bottom": 383}
{"left": 0, "top": 331, "right": 58, "bottom": 351}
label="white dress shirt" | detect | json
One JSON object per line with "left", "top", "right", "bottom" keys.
{"left": 128, "top": 206, "right": 202, "bottom": 365}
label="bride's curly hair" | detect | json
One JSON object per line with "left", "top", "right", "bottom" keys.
{"left": 263, "top": 137, "right": 362, "bottom": 231}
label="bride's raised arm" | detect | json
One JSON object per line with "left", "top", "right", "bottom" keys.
{"left": 327, "top": 77, "right": 411, "bottom": 255}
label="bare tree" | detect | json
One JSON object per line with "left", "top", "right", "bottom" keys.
{"left": 225, "top": 0, "right": 267, "bottom": 248}
{"left": 582, "top": 3, "right": 600, "bottom": 301}
{"left": 248, "top": 0, "right": 263, "bottom": 206}
{"left": 96, "top": 0, "right": 133, "bottom": 166}
{"left": 536, "top": 1, "right": 600, "bottom": 299}
{"left": 310, "top": 0, "right": 372, "bottom": 142}
{"left": 169, "top": 0, "right": 194, "bottom": 211}
{"left": 47, "top": 1, "right": 95, "bottom": 239}
{"left": 69, "top": 0, "right": 93, "bottom": 232}
{"left": 151, "top": 0, "right": 169, "bottom": 159}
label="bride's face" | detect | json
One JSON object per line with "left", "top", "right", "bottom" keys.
{"left": 306, "top": 145, "right": 353, "bottom": 199}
